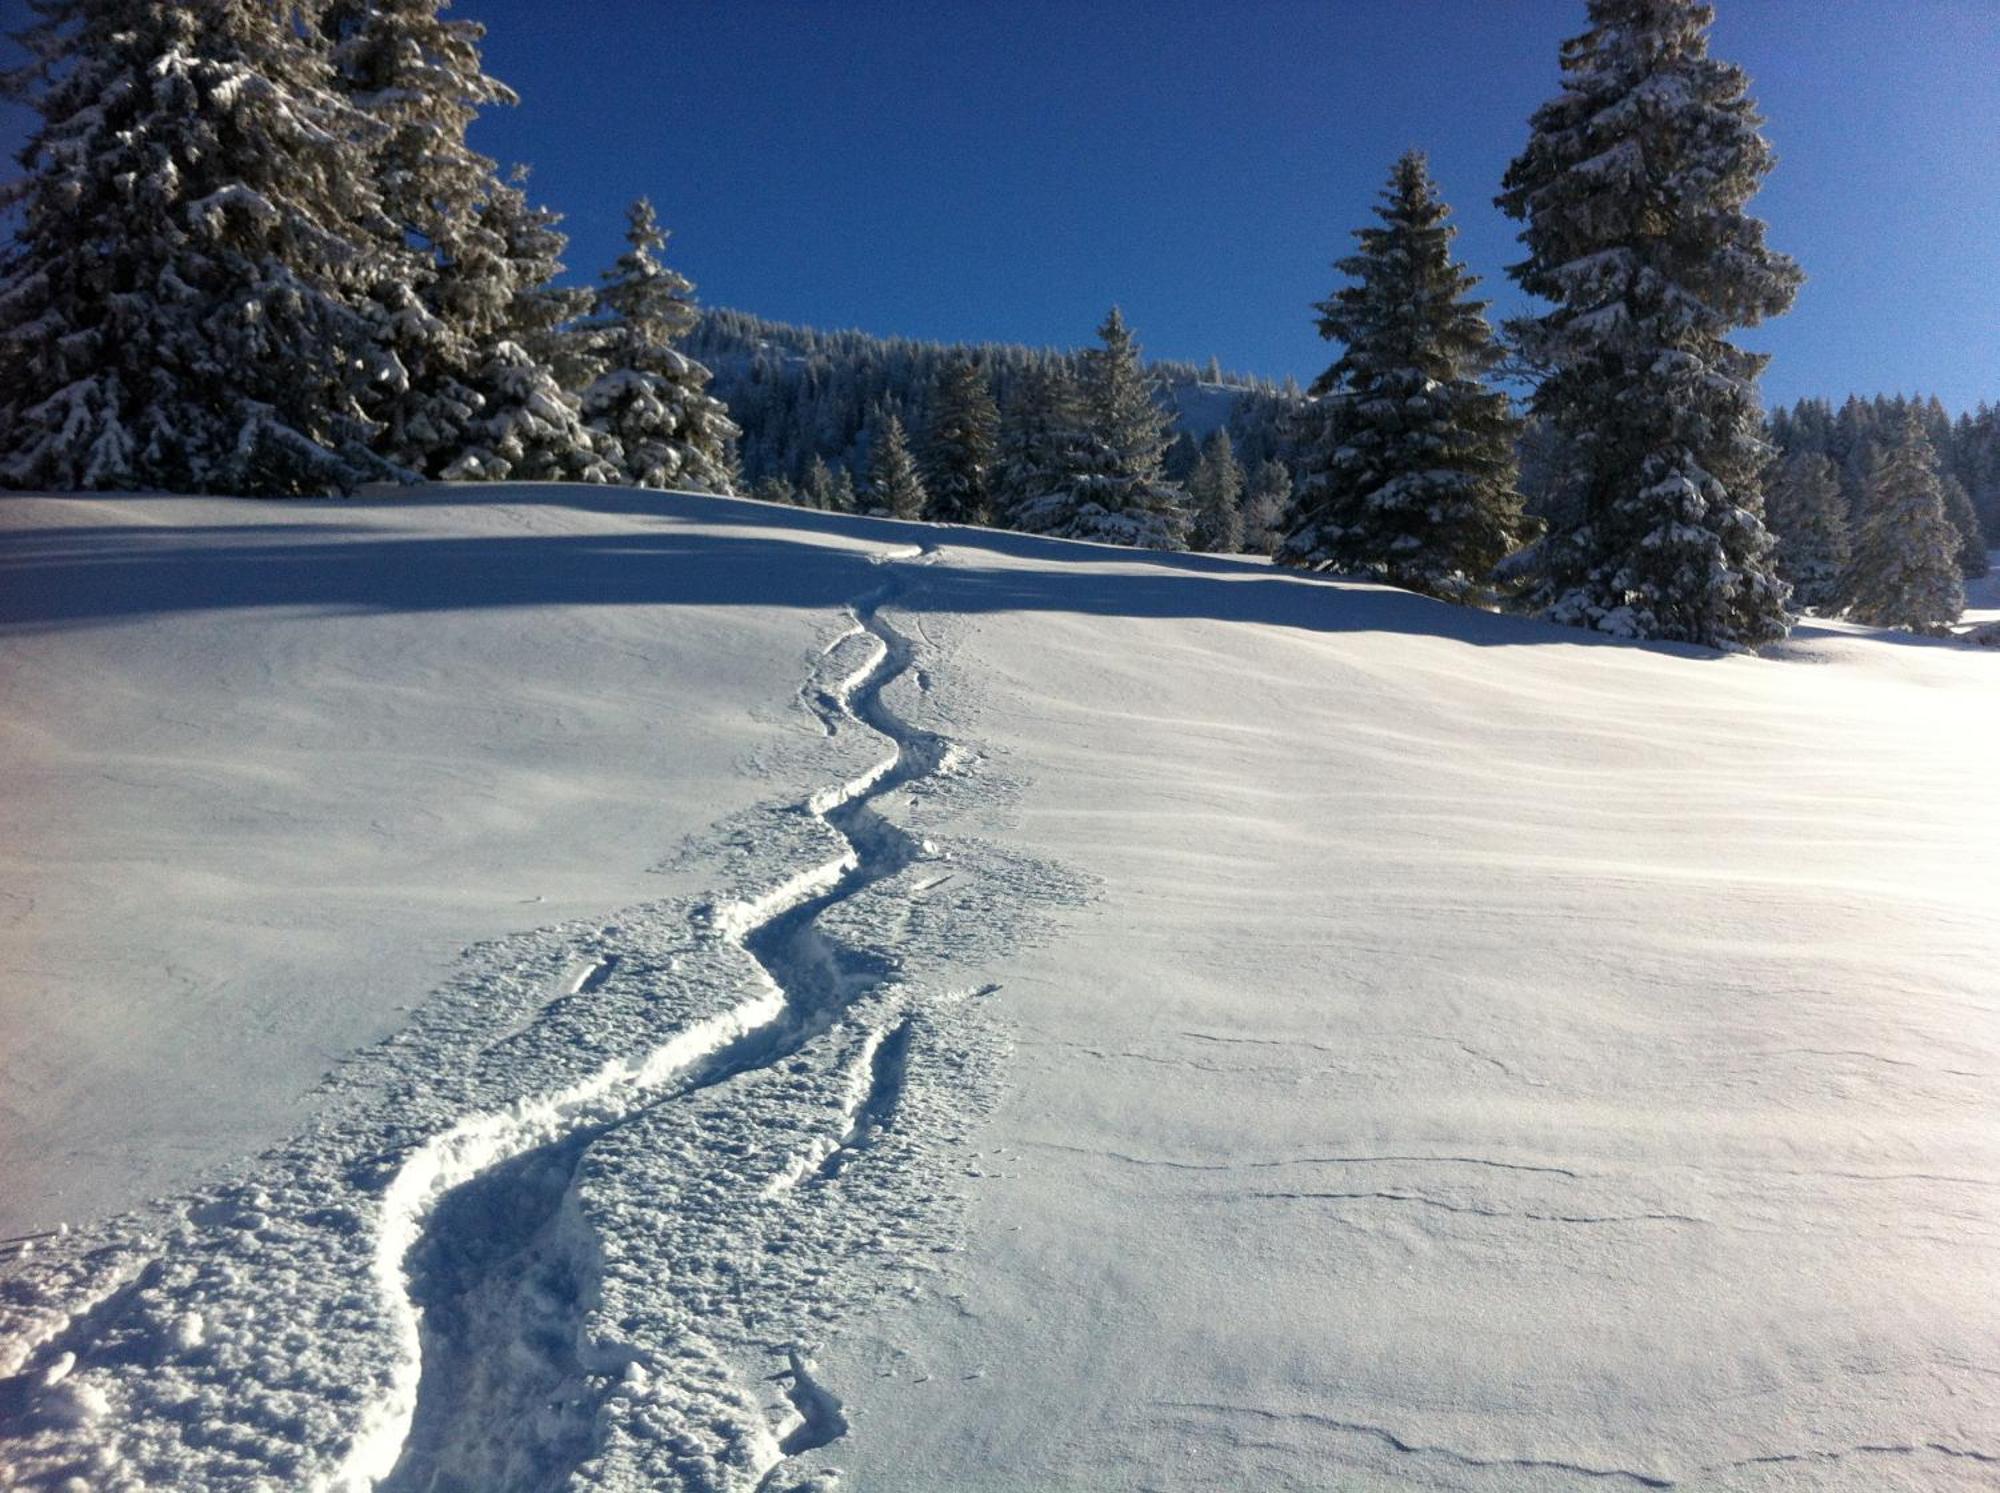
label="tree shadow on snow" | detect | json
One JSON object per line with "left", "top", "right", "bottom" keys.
{"left": 0, "top": 484, "right": 1725, "bottom": 660}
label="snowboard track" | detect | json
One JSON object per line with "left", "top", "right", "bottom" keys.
{"left": 369, "top": 564, "right": 958, "bottom": 1492}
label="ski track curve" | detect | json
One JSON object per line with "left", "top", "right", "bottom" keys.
{"left": 0, "top": 540, "right": 1086, "bottom": 1493}
{"left": 357, "top": 564, "right": 949, "bottom": 1492}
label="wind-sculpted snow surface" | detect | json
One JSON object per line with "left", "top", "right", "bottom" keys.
{"left": 3, "top": 491, "right": 1997, "bottom": 1493}
{"left": 0, "top": 538, "right": 1086, "bottom": 1492}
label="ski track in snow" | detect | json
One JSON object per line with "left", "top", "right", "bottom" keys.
{"left": 0, "top": 543, "right": 1086, "bottom": 1492}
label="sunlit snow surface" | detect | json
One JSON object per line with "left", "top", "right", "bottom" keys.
{"left": 1, "top": 488, "right": 1996, "bottom": 1491}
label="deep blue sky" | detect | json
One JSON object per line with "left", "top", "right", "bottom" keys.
{"left": 5, "top": 1, "right": 1997, "bottom": 409}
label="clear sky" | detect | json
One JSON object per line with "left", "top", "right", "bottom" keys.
{"left": 5, "top": 1, "right": 1997, "bottom": 410}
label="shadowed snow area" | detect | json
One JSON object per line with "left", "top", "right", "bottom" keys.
{"left": 1, "top": 486, "right": 1996, "bottom": 1491}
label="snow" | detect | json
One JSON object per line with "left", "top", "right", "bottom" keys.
{"left": 1162, "top": 379, "right": 1243, "bottom": 441}
{"left": 2, "top": 487, "right": 1997, "bottom": 1490}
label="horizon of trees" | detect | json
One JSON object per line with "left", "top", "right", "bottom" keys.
{"left": 0, "top": 0, "right": 1990, "bottom": 645}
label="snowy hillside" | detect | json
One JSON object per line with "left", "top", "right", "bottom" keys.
{"left": 2, "top": 488, "right": 1996, "bottom": 1491}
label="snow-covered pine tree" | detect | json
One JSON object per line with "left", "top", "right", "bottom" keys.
{"left": 1281, "top": 151, "right": 1523, "bottom": 602}
{"left": 1059, "top": 308, "right": 1189, "bottom": 548}
{"left": 440, "top": 170, "right": 618, "bottom": 482}
{"left": 488, "top": 172, "right": 605, "bottom": 398}
{"left": 994, "top": 361, "right": 1092, "bottom": 533}
{"left": 1846, "top": 414, "right": 1964, "bottom": 635}
{"left": 799, "top": 455, "right": 837, "bottom": 510}
{"left": 828, "top": 464, "right": 859, "bottom": 514}
{"left": 581, "top": 198, "right": 738, "bottom": 492}
{"left": 866, "top": 411, "right": 927, "bottom": 519}
{"left": 0, "top": 0, "right": 404, "bottom": 494}
{"left": 1243, "top": 457, "right": 1292, "bottom": 555}
{"left": 1940, "top": 474, "right": 1992, "bottom": 579}
{"left": 1761, "top": 451, "right": 1849, "bottom": 612}
{"left": 318, "top": 0, "right": 523, "bottom": 475}
{"left": 920, "top": 356, "right": 999, "bottom": 525}
{"left": 1497, "top": 0, "right": 1802, "bottom": 647}
{"left": 1187, "top": 428, "right": 1246, "bottom": 553}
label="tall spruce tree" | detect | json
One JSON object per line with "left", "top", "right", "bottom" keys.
{"left": 994, "top": 361, "right": 1092, "bottom": 533}
{"left": 1187, "top": 428, "right": 1246, "bottom": 553}
{"left": 1762, "top": 451, "right": 1849, "bottom": 612}
{"left": 439, "top": 172, "right": 617, "bottom": 483}
{"left": 921, "top": 356, "right": 999, "bottom": 524}
{"left": 866, "top": 411, "right": 927, "bottom": 519}
{"left": 1847, "top": 414, "right": 1964, "bottom": 636}
{"left": 0, "top": 0, "right": 403, "bottom": 494}
{"left": 1060, "top": 308, "right": 1189, "bottom": 548}
{"left": 582, "top": 198, "right": 738, "bottom": 492}
{"left": 319, "top": 0, "right": 523, "bottom": 475}
{"left": 1281, "top": 151, "right": 1523, "bottom": 602}
{"left": 1498, "top": 0, "right": 1802, "bottom": 647}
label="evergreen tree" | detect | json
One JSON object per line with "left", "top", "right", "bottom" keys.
{"left": 800, "top": 454, "right": 837, "bottom": 511}
{"left": 1497, "top": 0, "right": 1802, "bottom": 647}
{"left": 1769, "top": 392, "right": 2000, "bottom": 576}
{"left": 1054, "top": 308, "right": 1189, "bottom": 548}
{"left": 1282, "top": 151, "right": 1523, "bottom": 602}
{"left": 1243, "top": 458, "right": 1292, "bottom": 556}
{"left": 750, "top": 473, "right": 797, "bottom": 506}
{"left": 828, "top": 463, "right": 859, "bottom": 514}
{"left": 0, "top": 0, "right": 404, "bottom": 494}
{"left": 866, "top": 411, "right": 927, "bottom": 519}
{"left": 1762, "top": 451, "right": 1849, "bottom": 612}
{"left": 319, "top": 0, "right": 523, "bottom": 474}
{"left": 921, "top": 356, "right": 999, "bottom": 524}
{"left": 582, "top": 198, "right": 738, "bottom": 492}
{"left": 1940, "top": 474, "right": 1992, "bottom": 579}
{"left": 440, "top": 171, "right": 616, "bottom": 483}
{"left": 1847, "top": 414, "right": 1964, "bottom": 635}
{"left": 1187, "top": 428, "right": 1246, "bottom": 553}
{"left": 994, "top": 361, "right": 1092, "bottom": 532}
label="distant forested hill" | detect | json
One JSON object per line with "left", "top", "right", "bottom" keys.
{"left": 687, "top": 308, "right": 1307, "bottom": 486}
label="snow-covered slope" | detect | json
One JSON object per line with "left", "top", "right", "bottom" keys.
{"left": 1, "top": 488, "right": 1995, "bottom": 1491}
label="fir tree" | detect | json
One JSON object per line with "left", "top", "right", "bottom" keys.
{"left": 1243, "top": 458, "right": 1293, "bottom": 556}
{"left": 440, "top": 171, "right": 616, "bottom": 483}
{"left": 1847, "top": 414, "right": 1964, "bottom": 635}
{"left": 1187, "top": 428, "right": 1246, "bottom": 553}
{"left": 921, "top": 356, "right": 999, "bottom": 524}
{"left": 1940, "top": 474, "right": 1992, "bottom": 579}
{"left": 0, "top": 0, "right": 404, "bottom": 494}
{"left": 828, "top": 463, "right": 859, "bottom": 514}
{"left": 1497, "top": 0, "right": 1802, "bottom": 647}
{"left": 1762, "top": 451, "right": 1849, "bottom": 612}
{"left": 800, "top": 454, "right": 837, "bottom": 511}
{"left": 319, "top": 0, "right": 523, "bottom": 475}
{"left": 1282, "top": 151, "right": 1523, "bottom": 602}
{"left": 582, "top": 198, "right": 738, "bottom": 492}
{"left": 866, "top": 411, "right": 927, "bottom": 519}
{"left": 1045, "top": 308, "right": 1189, "bottom": 548}
{"left": 994, "top": 361, "right": 1092, "bottom": 532}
